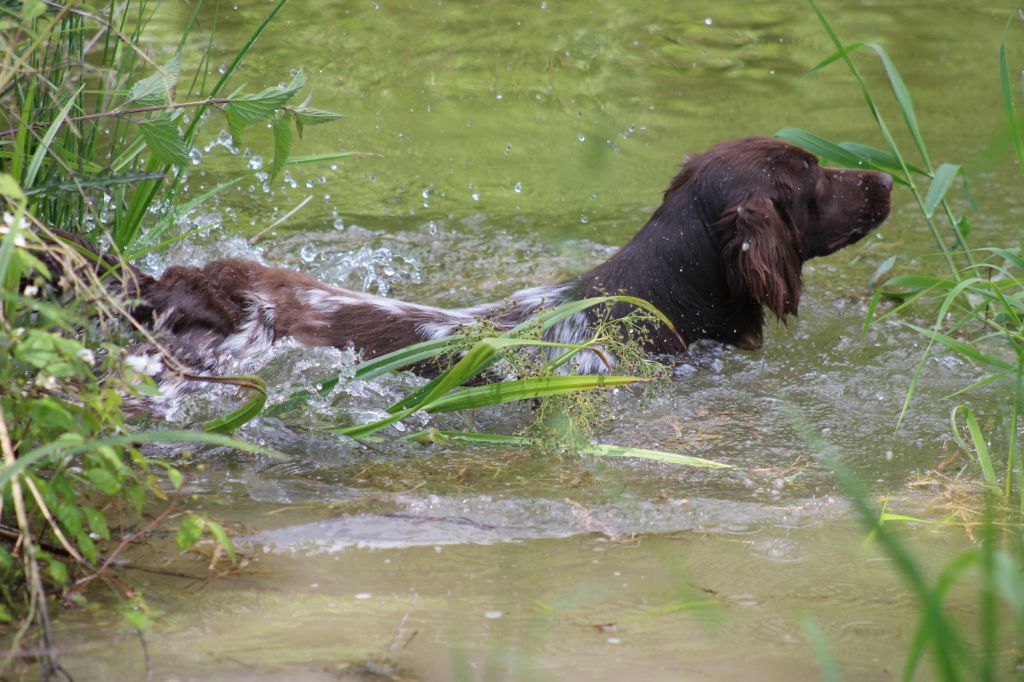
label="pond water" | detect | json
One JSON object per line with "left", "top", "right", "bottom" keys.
{"left": 38, "top": 1, "right": 1024, "bottom": 679}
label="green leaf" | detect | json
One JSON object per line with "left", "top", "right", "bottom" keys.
{"left": 775, "top": 128, "right": 868, "bottom": 168}
{"left": 137, "top": 117, "right": 190, "bottom": 167}
{"left": 47, "top": 558, "right": 68, "bottom": 586}
{"left": 867, "top": 256, "right": 896, "bottom": 289}
{"left": 950, "top": 405, "right": 998, "bottom": 490}
{"left": 126, "top": 54, "right": 182, "bottom": 106}
{"left": 905, "top": 323, "right": 1014, "bottom": 371}
{"left": 75, "top": 532, "right": 97, "bottom": 564}
{"left": 201, "top": 376, "right": 267, "bottom": 433}
{"left": 862, "top": 42, "right": 932, "bottom": 170}
{"left": 291, "top": 107, "right": 346, "bottom": 127}
{"left": 21, "top": 0, "right": 46, "bottom": 21}
{"left": 25, "top": 89, "right": 81, "bottom": 188}
{"left": 166, "top": 467, "right": 184, "bottom": 490}
{"left": 403, "top": 430, "right": 730, "bottom": 468}
{"left": 922, "top": 163, "right": 960, "bottom": 218}
{"left": 999, "top": 25, "right": 1024, "bottom": 172}
{"left": 123, "top": 609, "right": 153, "bottom": 630}
{"left": 56, "top": 501, "right": 84, "bottom": 537}
{"left": 0, "top": 173, "right": 25, "bottom": 200}
{"left": 3, "top": 430, "right": 286, "bottom": 494}
{"left": 86, "top": 468, "right": 121, "bottom": 495}
{"left": 270, "top": 113, "right": 293, "bottom": 179}
{"left": 425, "top": 375, "right": 648, "bottom": 413}
{"left": 285, "top": 151, "right": 362, "bottom": 166}
{"left": 224, "top": 69, "right": 307, "bottom": 144}
{"left": 26, "top": 397, "right": 75, "bottom": 432}
{"left": 83, "top": 506, "right": 110, "bottom": 541}
{"left": 204, "top": 520, "right": 236, "bottom": 564}
{"left": 176, "top": 515, "right": 205, "bottom": 552}
{"left": 126, "top": 484, "right": 146, "bottom": 515}
{"left": 0, "top": 603, "right": 12, "bottom": 623}
{"left": 838, "top": 142, "right": 926, "bottom": 178}
{"left": 581, "top": 443, "right": 732, "bottom": 468}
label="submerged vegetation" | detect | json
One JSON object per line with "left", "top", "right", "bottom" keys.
{"left": 780, "top": 4, "right": 1024, "bottom": 679}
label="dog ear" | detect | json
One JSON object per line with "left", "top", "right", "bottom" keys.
{"left": 715, "top": 195, "right": 802, "bottom": 320}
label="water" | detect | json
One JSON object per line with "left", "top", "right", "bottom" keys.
{"left": 30, "top": 1, "right": 1023, "bottom": 679}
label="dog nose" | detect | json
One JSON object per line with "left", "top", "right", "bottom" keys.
{"left": 879, "top": 172, "right": 893, "bottom": 192}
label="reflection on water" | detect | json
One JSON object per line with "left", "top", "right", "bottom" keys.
{"left": 32, "top": 0, "right": 1022, "bottom": 679}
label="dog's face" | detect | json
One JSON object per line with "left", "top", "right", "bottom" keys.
{"left": 768, "top": 143, "right": 893, "bottom": 260}
{"left": 677, "top": 136, "right": 892, "bottom": 319}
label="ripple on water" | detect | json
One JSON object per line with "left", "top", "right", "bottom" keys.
{"left": 240, "top": 493, "right": 849, "bottom": 554}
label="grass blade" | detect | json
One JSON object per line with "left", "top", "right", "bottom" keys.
{"left": 923, "top": 163, "right": 960, "bottom": 218}
{"left": 24, "top": 88, "right": 81, "bottom": 188}
{"left": 580, "top": 443, "right": 731, "bottom": 468}
{"left": 403, "top": 430, "right": 730, "bottom": 468}
{"left": 948, "top": 397, "right": 1004, "bottom": 494}
{"left": 201, "top": 376, "right": 268, "bottom": 434}
{"left": 1000, "top": 21, "right": 1024, "bottom": 172}
{"left": 775, "top": 127, "right": 867, "bottom": 167}
{"left": 425, "top": 375, "right": 648, "bottom": 413}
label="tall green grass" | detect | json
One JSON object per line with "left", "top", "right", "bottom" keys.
{"left": 0, "top": 0, "right": 349, "bottom": 669}
{"left": 788, "top": 5, "right": 1024, "bottom": 680}
{"left": 778, "top": 4, "right": 1024, "bottom": 509}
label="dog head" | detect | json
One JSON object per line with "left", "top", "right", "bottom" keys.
{"left": 674, "top": 136, "right": 892, "bottom": 320}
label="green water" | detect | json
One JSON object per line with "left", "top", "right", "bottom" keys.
{"left": 24, "top": 1, "right": 1024, "bottom": 679}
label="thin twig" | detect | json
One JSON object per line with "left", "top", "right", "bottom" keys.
{"left": 0, "top": 411, "right": 69, "bottom": 680}
{"left": 63, "top": 500, "right": 179, "bottom": 604}
{"left": 21, "top": 477, "right": 86, "bottom": 565}
{"left": 0, "top": 98, "right": 232, "bottom": 138}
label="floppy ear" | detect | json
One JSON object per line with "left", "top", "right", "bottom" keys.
{"left": 715, "top": 195, "right": 802, "bottom": 320}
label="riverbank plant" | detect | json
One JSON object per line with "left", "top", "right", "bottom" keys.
{"left": 0, "top": 0, "right": 351, "bottom": 672}
{"left": 779, "top": 5, "right": 1024, "bottom": 509}
{"left": 785, "top": 4, "right": 1024, "bottom": 680}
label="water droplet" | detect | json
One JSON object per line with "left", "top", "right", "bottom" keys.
{"left": 248, "top": 155, "right": 263, "bottom": 170}
{"left": 704, "top": 17, "right": 713, "bottom": 25}
{"left": 300, "top": 244, "right": 317, "bottom": 263}
{"left": 471, "top": 192, "right": 481, "bottom": 201}
{"left": 333, "top": 217, "right": 345, "bottom": 230}
{"left": 484, "top": 610, "right": 503, "bottom": 619}
{"left": 577, "top": 133, "right": 586, "bottom": 142}
{"left": 513, "top": 181, "right": 522, "bottom": 193}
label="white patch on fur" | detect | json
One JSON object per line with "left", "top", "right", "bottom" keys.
{"left": 545, "top": 310, "right": 615, "bottom": 374}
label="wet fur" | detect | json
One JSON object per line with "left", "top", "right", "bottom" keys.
{"left": 57, "top": 136, "right": 894, "bottom": 390}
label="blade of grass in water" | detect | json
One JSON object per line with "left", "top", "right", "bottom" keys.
{"left": 265, "top": 294, "right": 682, "bottom": 416}
{"left": 403, "top": 429, "right": 730, "bottom": 468}
{"left": 424, "top": 374, "right": 647, "bottom": 413}
{"left": 1000, "top": 19, "right": 1024, "bottom": 172}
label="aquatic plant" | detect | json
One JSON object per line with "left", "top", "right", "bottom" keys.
{"left": 787, "top": 4, "right": 1024, "bottom": 680}
{"left": 779, "top": 5, "right": 1024, "bottom": 509}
